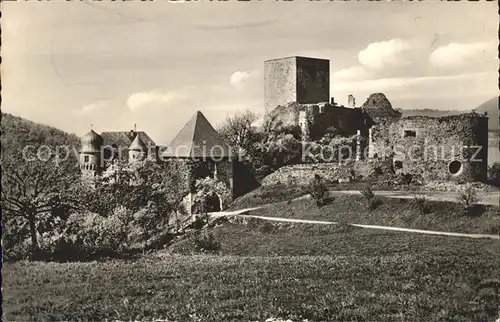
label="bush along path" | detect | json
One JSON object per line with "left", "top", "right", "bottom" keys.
{"left": 210, "top": 206, "right": 500, "bottom": 240}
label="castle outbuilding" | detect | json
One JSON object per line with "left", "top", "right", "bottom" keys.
{"left": 160, "top": 111, "right": 234, "bottom": 213}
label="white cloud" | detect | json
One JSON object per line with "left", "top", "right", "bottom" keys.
{"left": 230, "top": 70, "right": 259, "bottom": 90}
{"left": 358, "top": 39, "right": 413, "bottom": 70}
{"left": 331, "top": 72, "right": 495, "bottom": 103}
{"left": 79, "top": 99, "right": 117, "bottom": 114}
{"left": 331, "top": 66, "right": 368, "bottom": 82}
{"left": 429, "top": 41, "right": 496, "bottom": 68}
{"left": 126, "top": 89, "right": 188, "bottom": 111}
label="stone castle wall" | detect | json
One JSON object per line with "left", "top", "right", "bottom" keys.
{"left": 369, "top": 114, "right": 489, "bottom": 182}
{"left": 261, "top": 159, "right": 394, "bottom": 186}
{"left": 271, "top": 102, "right": 372, "bottom": 143}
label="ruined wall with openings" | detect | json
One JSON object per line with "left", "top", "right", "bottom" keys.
{"left": 270, "top": 101, "right": 372, "bottom": 144}
{"left": 369, "top": 113, "right": 489, "bottom": 182}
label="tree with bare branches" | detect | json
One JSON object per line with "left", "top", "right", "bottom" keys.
{"left": 218, "top": 110, "right": 258, "bottom": 157}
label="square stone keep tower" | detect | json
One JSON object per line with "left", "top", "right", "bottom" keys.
{"left": 264, "top": 56, "right": 330, "bottom": 113}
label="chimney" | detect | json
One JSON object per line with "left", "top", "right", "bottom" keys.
{"left": 330, "top": 97, "right": 335, "bottom": 105}
{"left": 348, "top": 94, "right": 355, "bottom": 108}
{"left": 129, "top": 123, "right": 137, "bottom": 138}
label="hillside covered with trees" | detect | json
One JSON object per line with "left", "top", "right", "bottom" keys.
{"left": 1, "top": 113, "right": 80, "bottom": 155}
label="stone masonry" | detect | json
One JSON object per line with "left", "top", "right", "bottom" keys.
{"left": 264, "top": 56, "right": 330, "bottom": 114}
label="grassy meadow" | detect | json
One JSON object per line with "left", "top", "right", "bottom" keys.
{"left": 3, "top": 186, "right": 500, "bottom": 321}
{"left": 4, "top": 218, "right": 500, "bottom": 321}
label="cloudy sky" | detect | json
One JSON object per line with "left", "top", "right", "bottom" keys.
{"left": 2, "top": 1, "right": 497, "bottom": 145}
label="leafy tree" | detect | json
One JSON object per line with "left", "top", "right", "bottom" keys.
{"left": 79, "top": 160, "right": 188, "bottom": 222}
{"left": 2, "top": 152, "right": 80, "bottom": 259}
{"left": 255, "top": 133, "right": 302, "bottom": 169}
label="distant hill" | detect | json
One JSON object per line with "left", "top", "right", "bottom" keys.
{"left": 1, "top": 113, "right": 80, "bottom": 159}
{"left": 474, "top": 97, "right": 499, "bottom": 132}
{"left": 395, "top": 97, "right": 498, "bottom": 132}
{"left": 397, "top": 109, "right": 464, "bottom": 118}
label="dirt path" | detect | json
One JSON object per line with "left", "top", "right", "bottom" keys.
{"left": 211, "top": 207, "right": 500, "bottom": 240}
{"left": 329, "top": 190, "right": 499, "bottom": 206}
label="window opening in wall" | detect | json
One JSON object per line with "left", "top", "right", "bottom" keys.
{"left": 403, "top": 130, "right": 417, "bottom": 138}
{"left": 84, "top": 156, "right": 89, "bottom": 162}
{"left": 394, "top": 160, "right": 403, "bottom": 169}
{"left": 448, "top": 160, "right": 463, "bottom": 175}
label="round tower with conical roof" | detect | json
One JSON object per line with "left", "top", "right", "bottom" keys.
{"left": 79, "top": 129, "right": 104, "bottom": 178}
{"left": 128, "top": 134, "right": 146, "bottom": 163}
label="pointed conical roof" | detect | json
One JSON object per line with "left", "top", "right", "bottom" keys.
{"left": 129, "top": 134, "right": 147, "bottom": 151}
{"left": 161, "top": 111, "right": 230, "bottom": 158}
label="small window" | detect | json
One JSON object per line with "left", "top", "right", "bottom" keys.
{"left": 394, "top": 160, "right": 403, "bottom": 169}
{"left": 403, "top": 130, "right": 417, "bottom": 138}
{"left": 448, "top": 160, "right": 463, "bottom": 175}
{"left": 84, "top": 156, "right": 90, "bottom": 163}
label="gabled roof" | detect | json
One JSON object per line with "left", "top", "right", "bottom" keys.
{"left": 161, "top": 111, "right": 230, "bottom": 158}
{"left": 100, "top": 131, "right": 155, "bottom": 149}
{"left": 100, "top": 131, "right": 156, "bottom": 160}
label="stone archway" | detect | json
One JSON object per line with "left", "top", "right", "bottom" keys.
{"left": 205, "top": 193, "right": 222, "bottom": 212}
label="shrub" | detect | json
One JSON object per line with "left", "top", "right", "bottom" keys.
{"left": 308, "top": 174, "right": 329, "bottom": 207}
{"left": 413, "top": 194, "right": 430, "bottom": 215}
{"left": 193, "top": 231, "right": 221, "bottom": 253}
{"left": 457, "top": 184, "right": 482, "bottom": 215}
{"left": 397, "top": 173, "right": 413, "bottom": 185}
{"left": 488, "top": 162, "right": 500, "bottom": 186}
{"left": 359, "top": 185, "right": 380, "bottom": 211}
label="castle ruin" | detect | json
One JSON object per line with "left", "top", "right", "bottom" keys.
{"left": 264, "top": 56, "right": 489, "bottom": 183}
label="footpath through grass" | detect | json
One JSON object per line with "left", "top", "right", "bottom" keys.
{"left": 243, "top": 194, "right": 500, "bottom": 235}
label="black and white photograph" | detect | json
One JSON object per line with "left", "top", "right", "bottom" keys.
{"left": 1, "top": 1, "right": 499, "bottom": 321}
